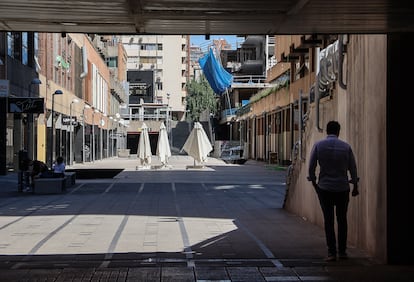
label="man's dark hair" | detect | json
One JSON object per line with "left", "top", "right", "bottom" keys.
{"left": 326, "top": 120, "right": 340, "bottom": 136}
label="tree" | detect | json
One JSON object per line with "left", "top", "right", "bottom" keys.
{"left": 186, "top": 75, "right": 218, "bottom": 122}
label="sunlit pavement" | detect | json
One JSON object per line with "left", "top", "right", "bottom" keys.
{"left": 0, "top": 156, "right": 413, "bottom": 281}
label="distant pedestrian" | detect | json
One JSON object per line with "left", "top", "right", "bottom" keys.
{"left": 308, "top": 120, "right": 359, "bottom": 262}
{"left": 52, "top": 156, "right": 66, "bottom": 178}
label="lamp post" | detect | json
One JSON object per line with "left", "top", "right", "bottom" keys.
{"left": 166, "top": 93, "right": 171, "bottom": 147}
{"left": 82, "top": 104, "right": 91, "bottom": 162}
{"left": 109, "top": 116, "right": 114, "bottom": 157}
{"left": 69, "top": 98, "right": 79, "bottom": 166}
{"left": 92, "top": 108, "right": 99, "bottom": 162}
{"left": 119, "top": 119, "right": 126, "bottom": 149}
{"left": 112, "top": 118, "right": 119, "bottom": 156}
{"left": 115, "top": 113, "right": 121, "bottom": 152}
{"left": 50, "top": 89, "right": 63, "bottom": 168}
{"left": 99, "top": 113, "right": 104, "bottom": 160}
{"left": 227, "top": 121, "right": 233, "bottom": 142}
{"left": 102, "top": 113, "right": 108, "bottom": 159}
{"left": 27, "top": 78, "right": 42, "bottom": 161}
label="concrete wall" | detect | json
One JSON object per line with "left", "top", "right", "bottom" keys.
{"left": 284, "top": 35, "right": 388, "bottom": 262}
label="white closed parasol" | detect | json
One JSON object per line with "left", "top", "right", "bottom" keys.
{"left": 156, "top": 122, "right": 171, "bottom": 166}
{"left": 137, "top": 122, "right": 151, "bottom": 167}
{"left": 182, "top": 121, "right": 213, "bottom": 165}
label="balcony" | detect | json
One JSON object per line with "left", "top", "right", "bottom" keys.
{"left": 232, "top": 75, "right": 269, "bottom": 88}
{"left": 220, "top": 108, "right": 238, "bottom": 124}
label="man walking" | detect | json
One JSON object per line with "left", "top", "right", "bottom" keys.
{"left": 308, "top": 120, "right": 359, "bottom": 261}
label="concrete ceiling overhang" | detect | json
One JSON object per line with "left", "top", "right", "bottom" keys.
{"left": 0, "top": 1, "right": 413, "bottom": 35}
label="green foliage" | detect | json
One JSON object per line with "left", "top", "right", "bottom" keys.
{"left": 186, "top": 75, "right": 218, "bottom": 121}
{"left": 249, "top": 73, "right": 290, "bottom": 103}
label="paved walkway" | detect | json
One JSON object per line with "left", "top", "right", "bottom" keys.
{"left": 0, "top": 156, "right": 413, "bottom": 281}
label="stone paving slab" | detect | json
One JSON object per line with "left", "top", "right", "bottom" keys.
{"left": 0, "top": 156, "right": 413, "bottom": 281}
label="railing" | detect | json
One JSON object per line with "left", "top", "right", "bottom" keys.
{"left": 121, "top": 113, "right": 168, "bottom": 121}
{"left": 220, "top": 108, "right": 238, "bottom": 123}
{"left": 109, "top": 75, "right": 128, "bottom": 102}
{"left": 232, "top": 75, "right": 267, "bottom": 84}
{"left": 221, "top": 108, "right": 238, "bottom": 118}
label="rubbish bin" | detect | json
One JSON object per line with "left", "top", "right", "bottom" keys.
{"left": 269, "top": 152, "right": 278, "bottom": 164}
{"left": 18, "top": 150, "right": 29, "bottom": 192}
{"left": 18, "top": 150, "right": 29, "bottom": 170}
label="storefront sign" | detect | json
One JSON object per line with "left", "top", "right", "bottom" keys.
{"left": 62, "top": 116, "right": 77, "bottom": 125}
{"left": 8, "top": 97, "right": 44, "bottom": 113}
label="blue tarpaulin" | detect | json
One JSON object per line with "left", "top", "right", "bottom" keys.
{"left": 199, "top": 48, "right": 233, "bottom": 95}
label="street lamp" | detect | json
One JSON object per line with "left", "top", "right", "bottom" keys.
{"left": 27, "top": 78, "right": 42, "bottom": 160}
{"left": 92, "top": 108, "right": 100, "bottom": 162}
{"left": 227, "top": 121, "right": 233, "bottom": 142}
{"left": 50, "top": 89, "right": 63, "bottom": 168}
{"left": 113, "top": 118, "right": 118, "bottom": 153}
{"left": 99, "top": 114, "right": 105, "bottom": 160}
{"left": 103, "top": 113, "right": 108, "bottom": 159}
{"left": 69, "top": 98, "right": 79, "bottom": 166}
{"left": 166, "top": 93, "right": 172, "bottom": 147}
{"left": 82, "top": 104, "right": 91, "bottom": 162}
{"left": 109, "top": 116, "right": 114, "bottom": 157}
{"left": 119, "top": 118, "right": 125, "bottom": 149}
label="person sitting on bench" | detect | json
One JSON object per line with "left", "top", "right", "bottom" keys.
{"left": 52, "top": 156, "right": 66, "bottom": 178}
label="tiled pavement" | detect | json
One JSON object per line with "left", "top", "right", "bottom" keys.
{"left": 0, "top": 156, "right": 413, "bottom": 281}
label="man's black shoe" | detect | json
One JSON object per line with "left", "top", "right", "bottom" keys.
{"left": 324, "top": 254, "right": 337, "bottom": 262}
{"left": 338, "top": 253, "right": 348, "bottom": 259}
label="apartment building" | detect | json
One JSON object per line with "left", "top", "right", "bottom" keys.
{"left": 106, "top": 35, "right": 189, "bottom": 154}
{"left": 0, "top": 32, "right": 128, "bottom": 173}
{"left": 119, "top": 35, "right": 188, "bottom": 122}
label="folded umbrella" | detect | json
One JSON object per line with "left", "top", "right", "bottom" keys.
{"left": 182, "top": 122, "right": 213, "bottom": 164}
{"left": 156, "top": 122, "right": 171, "bottom": 166}
{"left": 137, "top": 122, "right": 151, "bottom": 166}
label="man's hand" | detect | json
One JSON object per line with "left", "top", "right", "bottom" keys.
{"left": 351, "top": 184, "right": 359, "bottom": 197}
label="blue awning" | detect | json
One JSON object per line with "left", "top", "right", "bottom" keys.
{"left": 199, "top": 48, "right": 233, "bottom": 95}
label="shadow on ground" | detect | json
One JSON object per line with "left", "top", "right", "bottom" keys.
{"left": 65, "top": 169, "right": 124, "bottom": 179}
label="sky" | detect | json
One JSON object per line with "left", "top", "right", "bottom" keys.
{"left": 190, "top": 35, "right": 242, "bottom": 53}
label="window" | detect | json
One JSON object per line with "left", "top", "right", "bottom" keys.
{"left": 130, "top": 83, "right": 150, "bottom": 96}
{"left": 34, "top": 32, "right": 39, "bottom": 56}
{"left": 22, "top": 32, "right": 28, "bottom": 65}
{"left": 139, "top": 43, "right": 162, "bottom": 51}
{"left": 105, "top": 57, "right": 118, "bottom": 67}
{"left": 141, "top": 57, "right": 157, "bottom": 64}
{"left": 7, "top": 32, "right": 20, "bottom": 59}
{"left": 157, "top": 82, "right": 163, "bottom": 90}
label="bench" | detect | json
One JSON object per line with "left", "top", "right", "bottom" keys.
{"left": 64, "top": 172, "right": 76, "bottom": 187}
{"left": 117, "top": 149, "right": 130, "bottom": 158}
{"left": 34, "top": 177, "right": 66, "bottom": 194}
{"left": 33, "top": 172, "right": 76, "bottom": 194}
